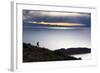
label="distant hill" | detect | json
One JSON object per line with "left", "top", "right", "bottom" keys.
{"left": 23, "top": 43, "right": 81, "bottom": 62}
{"left": 54, "top": 47, "right": 91, "bottom": 55}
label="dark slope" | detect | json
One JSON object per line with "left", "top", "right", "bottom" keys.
{"left": 23, "top": 43, "right": 81, "bottom": 62}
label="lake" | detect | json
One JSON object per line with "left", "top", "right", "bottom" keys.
{"left": 71, "top": 53, "right": 91, "bottom": 60}
{"left": 23, "top": 27, "right": 91, "bottom": 50}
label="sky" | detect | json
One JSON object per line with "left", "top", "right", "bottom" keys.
{"left": 23, "top": 10, "right": 91, "bottom": 28}
{"left": 23, "top": 10, "right": 91, "bottom": 50}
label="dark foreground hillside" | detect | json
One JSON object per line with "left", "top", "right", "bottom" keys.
{"left": 23, "top": 43, "right": 90, "bottom": 62}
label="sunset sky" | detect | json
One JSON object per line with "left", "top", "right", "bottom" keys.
{"left": 23, "top": 10, "right": 91, "bottom": 28}
{"left": 23, "top": 10, "right": 91, "bottom": 50}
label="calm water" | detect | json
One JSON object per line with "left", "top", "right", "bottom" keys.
{"left": 71, "top": 53, "right": 91, "bottom": 60}
{"left": 23, "top": 27, "right": 91, "bottom": 50}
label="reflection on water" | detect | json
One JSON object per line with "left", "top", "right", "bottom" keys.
{"left": 71, "top": 53, "right": 91, "bottom": 60}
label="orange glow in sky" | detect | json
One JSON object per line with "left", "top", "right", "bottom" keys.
{"left": 29, "top": 21, "right": 81, "bottom": 27}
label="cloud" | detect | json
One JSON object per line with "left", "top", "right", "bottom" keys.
{"left": 40, "top": 11, "right": 89, "bottom": 17}
{"left": 23, "top": 10, "right": 91, "bottom": 27}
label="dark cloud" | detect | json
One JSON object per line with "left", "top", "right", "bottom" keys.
{"left": 23, "top": 10, "right": 91, "bottom": 27}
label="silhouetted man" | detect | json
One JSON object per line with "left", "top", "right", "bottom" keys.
{"left": 37, "top": 42, "right": 39, "bottom": 47}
